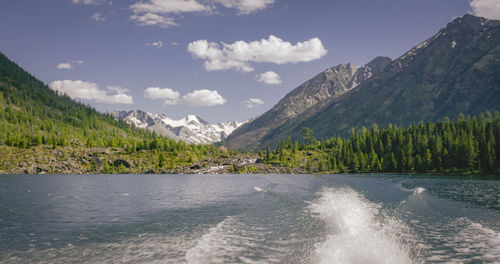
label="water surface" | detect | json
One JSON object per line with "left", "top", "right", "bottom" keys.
{"left": 0, "top": 174, "right": 499, "bottom": 263}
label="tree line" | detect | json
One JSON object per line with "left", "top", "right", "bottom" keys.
{"left": 264, "top": 112, "right": 500, "bottom": 174}
{"left": 0, "top": 51, "right": 230, "bottom": 172}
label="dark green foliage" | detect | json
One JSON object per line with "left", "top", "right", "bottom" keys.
{"left": 0, "top": 52, "right": 229, "bottom": 173}
{"left": 266, "top": 113, "right": 500, "bottom": 174}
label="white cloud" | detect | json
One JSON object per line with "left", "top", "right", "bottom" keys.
{"left": 57, "top": 60, "right": 84, "bottom": 70}
{"left": 49, "top": 80, "right": 133, "bottom": 104}
{"left": 130, "top": 0, "right": 211, "bottom": 14}
{"left": 188, "top": 35, "right": 327, "bottom": 72}
{"left": 57, "top": 63, "right": 73, "bottom": 70}
{"left": 182, "top": 89, "right": 226, "bottom": 107}
{"left": 214, "top": 0, "right": 275, "bottom": 14}
{"left": 171, "top": 41, "right": 180, "bottom": 46}
{"left": 147, "top": 40, "right": 164, "bottom": 48}
{"left": 205, "top": 58, "right": 254, "bottom": 72}
{"left": 144, "top": 87, "right": 180, "bottom": 105}
{"left": 129, "top": 0, "right": 274, "bottom": 28}
{"left": 470, "top": 0, "right": 500, "bottom": 20}
{"left": 243, "top": 98, "right": 264, "bottom": 108}
{"left": 107, "top": 85, "right": 129, "bottom": 93}
{"left": 91, "top": 13, "right": 106, "bottom": 22}
{"left": 144, "top": 87, "right": 226, "bottom": 107}
{"left": 131, "top": 13, "right": 177, "bottom": 28}
{"left": 72, "top": 0, "right": 108, "bottom": 5}
{"left": 257, "top": 71, "right": 282, "bottom": 84}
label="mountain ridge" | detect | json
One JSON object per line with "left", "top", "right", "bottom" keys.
{"left": 111, "top": 109, "right": 246, "bottom": 144}
{"left": 226, "top": 56, "right": 392, "bottom": 150}
{"left": 226, "top": 14, "right": 500, "bottom": 150}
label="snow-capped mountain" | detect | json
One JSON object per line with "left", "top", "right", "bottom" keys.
{"left": 111, "top": 110, "right": 246, "bottom": 144}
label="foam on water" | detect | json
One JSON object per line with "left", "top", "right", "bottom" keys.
{"left": 185, "top": 216, "right": 251, "bottom": 263}
{"left": 397, "top": 182, "right": 426, "bottom": 195}
{"left": 309, "top": 187, "right": 414, "bottom": 264}
{"left": 185, "top": 216, "right": 284, "bottom": 264}
{"left": 1, "top": 232, "right": 195, "bottom": 264}
{"left": 413, "top": 187, "right": 426, "bottom": 194}
{"left": 414, "top": 217, "right": 500, "bottom": 263}
{"left": 253, "top": 187, "right": 267, "bottom": 193}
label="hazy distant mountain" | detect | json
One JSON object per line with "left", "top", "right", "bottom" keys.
{"left": 226, "top": 14, "right": 500, "bottom": 150}
{"left": 112, "top": 109, "right": 245, "bottom": 144}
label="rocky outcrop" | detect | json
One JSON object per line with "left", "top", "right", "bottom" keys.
{"left": 225, "top": 56, "right": 391, "bottom": 150}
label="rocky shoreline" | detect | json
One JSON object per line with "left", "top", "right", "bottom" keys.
{"left": 157, "top": 156, "right": 307, "bottom": 174}
{"left": 0, "top": 146, "right": 307, "bottom": 175}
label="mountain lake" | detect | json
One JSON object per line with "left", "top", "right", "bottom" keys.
{"left": 0, "top": 174, "right": 499, "bottom": 263}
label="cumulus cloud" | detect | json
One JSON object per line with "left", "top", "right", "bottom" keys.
{"left": 144, "top": 87, "right": 226, "bottom": 107}
{"left": 129, "top": 0, "right": 275, "bottom": 28}
{"left": 242, "top": 98, "right": 264, "bottom": 108}
{"left": 470, "top": 0, "right": 500, "bottom": 20}
{"left": 131, "top": 13, "right": 177, "bottom": 28}
{"left": 257, "top": 71, "right": 282, "bottom": 84}
{"left": 182, "top": 89, "right": 226, "bottom": 107}
{"left": 145, "top": 87, "right": 226, "bottom": 107}
{"left": 147, "top": 40, "right": 164, "bottom": 48}
{"left": 57, "top": 63, "right": 73, "bottom": 70}
{"left": 72, "top": 0, "right": 109, "bottom": 5}
{"left": 57, "top": 60, "right": 84, "bottom": 70}
{"left": 129, "top": 0, "right": 208, "bottom": 28}
{"left": 49, "top": 80, "right": 133, "bottom": 104}
{"left": 187, "top": 35, "right": 327, "bottom": 72}
{"left": 130, "top": 0, "right": 211, "bottom": 14}
{"left": 214, "top": 0, "right": 275, "bottom": 14}
{"left": 91, "top": 13, "right": 106, "bottom": 21}
{"left": 144, "top": 87, "right": 180, "bottom": 105}
{"left": 107, "top": 85, "right": 129, "bottom": 93}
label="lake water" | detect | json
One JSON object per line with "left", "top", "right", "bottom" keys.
{"left": 0, "top": 174, "right": 499, "bottom": 264}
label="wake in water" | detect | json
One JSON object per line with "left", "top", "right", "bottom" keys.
{"left": 412, "top": 217, "right": 500, "bottom": 263}
{"left": 397, "top": 181, "right": 426, "bottom": 195}
{"left": 185, "top": 216, "right": 271, "bottom": 264}
{"left": 309, "top": 187, "right": 415, "bottom": 264}
{"left": 253, "top": 186, "right": 268, "bottom": 193}
{"left": 412, "top": 187, "right": 426, "bottom": 194}
{"left": 185, "top": 215, "right": 309, "bottom": 264}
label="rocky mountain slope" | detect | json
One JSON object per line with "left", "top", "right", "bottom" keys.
{"left": 225, "top": 56, "right": 391, "bottom": 150}
{"left": 112, "top": 109, "right": 245, "bottom": 144}
{"left": 226, "top": 14, "right": 500, "bottom": 150}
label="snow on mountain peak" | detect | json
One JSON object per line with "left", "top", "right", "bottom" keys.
{"left": 111, "top": 109, "right": 246, "bottom": 144}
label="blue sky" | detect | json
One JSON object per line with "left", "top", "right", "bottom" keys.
{"left": 0, "top": 0, "right": 498, "bottom": 123}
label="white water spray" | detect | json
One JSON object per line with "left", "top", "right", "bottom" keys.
{"left": 413, "top": 187, "right": 426, "bottom": 194}
{"left": 253, "top": 187, "right": 267, "bottom": 193}
{"left": 310, "top": 187, "right": 413, "bottom": 264}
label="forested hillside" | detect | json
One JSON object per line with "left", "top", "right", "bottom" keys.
{"left": 262, "top": 113, "right": 500, "bottom": 174}
{"left": 0, "top": 52, "right": 139, "bottom": 148}
{"left": 0, "top": 52, "right": 232, "bottom": 174}
{"left": 226, "top": 15, "right": 500, "bottom": 150}
{"left": 0, "top": 51, "right": 498, "bottom": 175}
